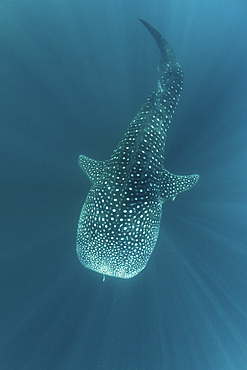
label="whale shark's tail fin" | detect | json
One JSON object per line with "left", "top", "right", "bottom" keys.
{"left": 139, "top": 19, "right": 176, "bottom": 71}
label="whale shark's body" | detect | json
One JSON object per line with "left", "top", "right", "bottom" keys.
{"left": 76, "top": 20, "right": 199, "bottom": 279}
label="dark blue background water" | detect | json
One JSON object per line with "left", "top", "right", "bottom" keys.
{"left": 1, "top": 0, "right": 247, "bottom": 369}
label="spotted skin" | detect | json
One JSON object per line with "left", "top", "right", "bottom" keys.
{"left": 76, "top": 20, "right": 199, "bottom": 279}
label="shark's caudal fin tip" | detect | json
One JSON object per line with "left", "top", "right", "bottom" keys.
{"left": 139, "top": 19, "right": 146, "bottom": 25}
{"left": 139, "top": 18, "right": 176, "bottom": 68}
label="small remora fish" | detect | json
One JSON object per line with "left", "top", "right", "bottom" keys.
{"left": 76, "top": 20, "right": 199, "bottom": 279}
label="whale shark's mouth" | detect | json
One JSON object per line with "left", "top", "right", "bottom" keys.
{"left": 90, "top": 261, "right": 145, "bottom": 279}
{"left": 77, "top": 243, "right": 147, "bottom": 279}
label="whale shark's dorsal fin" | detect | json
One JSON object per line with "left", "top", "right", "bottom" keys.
{"left": 78, "top": 154, "right": 109, "bottom": 183}
{"left": 160, "top": 170, "right": 199, "bottom": 201}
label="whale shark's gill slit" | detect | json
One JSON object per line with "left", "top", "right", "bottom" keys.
{"left": 76, "top": 20, "right": 199, "bottom": 279}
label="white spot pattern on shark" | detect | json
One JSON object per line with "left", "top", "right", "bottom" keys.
{"left": 76, "top": 20, "right": 199, "bottom": 279}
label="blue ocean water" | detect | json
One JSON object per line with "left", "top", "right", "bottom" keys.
{"left": 1, "top": 0, "right": 247, "bottom": 369}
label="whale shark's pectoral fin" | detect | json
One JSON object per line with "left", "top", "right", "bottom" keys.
{"left": 160, "top": 169, "right": 199, "bottom": 201}
{"left": 78, "top": 154, "right": 109, "bottom": 183}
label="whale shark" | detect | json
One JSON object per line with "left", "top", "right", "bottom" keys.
{"left": 76, "top": 20, "right": 199, "bottom": 279}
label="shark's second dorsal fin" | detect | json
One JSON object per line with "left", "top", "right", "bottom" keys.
{"left": 78, "top": 155, "right": 108, "bottom": 183}
{"left": 160, "top": 169, "right": 199, "bottom": 201}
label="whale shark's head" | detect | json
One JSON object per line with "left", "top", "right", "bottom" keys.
{"left": 76, "top": 182, "right": 162, "bottom": 279}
